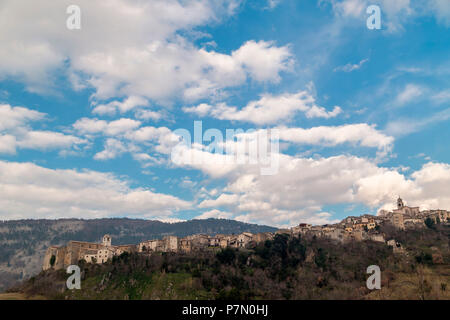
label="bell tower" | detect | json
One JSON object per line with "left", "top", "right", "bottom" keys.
{"left": 102, "top": 234, "right": 111, "bottom": 247}
{"left": 397, "top": 196, "right": 404, "bottom": 209}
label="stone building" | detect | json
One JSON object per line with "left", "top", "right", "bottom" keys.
{"left": 391, "top": 212, "right": 405, "bottom": 229}
{"left": 138, "top": 236, "right": 178, "bottom": 253}
{"left": 369, "top": 233, "right": 385, "bottom": 243}
{"left": 387, "top": 239, "right": 404, "bottom": 254}
{"left": 163, "top": 236, "right": 178, "bottom": 252}
{"left": 189, "top": 234, "right": 210, "bottom": 250}
{"left": 179, "top": 238, "right": 192, "bottom": 253}
{"left": 43, "top": 235, "right": 135, "bottom": 270}
{"left": 138, "top": 239, "right": 163, "bottom": 252}
{"left": 253, "top": 232, "right": 274, "bottom": 243}
{"left": 219, "top": 236, "right": 232, "bottom": 248}
{"left": 393, "top": 197, "right": 420, "bottom": 217}
{"left": 236, "top": 232, "right": 253, "bottom": 248}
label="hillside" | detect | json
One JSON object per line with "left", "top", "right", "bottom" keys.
{"left": 0, "top": 218, "right": 277, "bottom": 292}
{"left": 7, "top": 223, "right": 450, "bottom": 300}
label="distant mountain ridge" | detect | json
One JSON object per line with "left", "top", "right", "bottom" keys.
{"left": 0, "top": 218, "right": 277, "bottom": 292}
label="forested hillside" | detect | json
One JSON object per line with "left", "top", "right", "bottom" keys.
{"left": 0, "top": 218, "right": 276, "bottom": 292}
{"left": 8, "top": 223, "right": 450, "bottom": 300}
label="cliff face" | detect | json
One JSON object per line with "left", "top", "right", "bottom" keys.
{"left": 0, "top": 218, "right": 277, "bottom": 292}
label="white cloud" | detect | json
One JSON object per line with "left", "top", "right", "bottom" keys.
{"left": 333, "top": 0, "right": 367, "bottom": 17}
{"left": 183, "top": 103, "right": 212, "bottom": 117}
{"left": 163, "top": 125, "right": 446, "bottom": 226}
{"left": 358, "top": 162, "right": 450, "bottom": 212}
{"left": 430, "top": 0, "right": 450, "bottom": 26}
{"left": 73, "top": 118, "right": 141, "bottom": 136}
{"left": 327, "top": 0, "right": 418, "bottom": 32}
{"left": 17, "top": 131, "right": 86, "bottom": 150}
{"left": 124, "top": 126, "right": 177, "bottom": 155}
{"left": 329, "top": 0, "right": 449, "bottom": 31}
{"left": 190, "top": 152, "right": 450, "bottom": 227}
{"left": 195, "top": 209, "right": 233, "bottom": 219}
{"left": 0, "top": 135, "right": 16, "bottom": 154}
{"left": 231, "top": 40, "right": 294, "bottom": 83}
{"left": 432, "top": 89, "right": 450, "bottom": 104}
{"left": 0, "top": 104, "right": 86, "bottom": 154}
{"left": 94, "top": 138, "right": 128, "bottom": 160}
{"left": 334, "top": 58, "right": 369, "bottom": 72}
{"left": 92, "top": 96, "right": 149, "bottom": 116}
{"left": 184, "top": 91, "right": 342, "bottom": 125}
{"left": 135, "top": 109, "right": 164, "bottom": 122}
{"left": 233, "top": 123, "right": 393, "bottom": 159}
{"left": 276, "top": 123, "right": 393, "bottom": 154}
{"left": 0, "top": 104, "right": 44, "bottom": 131}
{"left": 395, "top": 84, "right": 423, "bottom": 106}
{"left": 198, "top": 193, "right": 239, "bottom": 208}
{"left": 0, "top": 0, "right": 218, "bottom": 91}
{"left": 0, "top": 1, "right": 291, "bottom": 104}
{"left": 385, "top": 107, "right": 450, "bottom": 136}
{"left": 0, "top": 160, "right": 191, "bottom": 220}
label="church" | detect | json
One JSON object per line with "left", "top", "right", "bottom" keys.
{"left": 42, "top": 235, "right": 136, "bottom": 271}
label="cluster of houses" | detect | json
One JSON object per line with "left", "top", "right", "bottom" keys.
{"left": 137, "top": 197, "right": 448, "bottom": 255}
{"left": 138, "top": 232, "right": 273, "bottom": 253}
{"left": 43, "top": 198, "right": 449, "bottom": 270}
{"left": 283, "top": 197, "right": 448, "bottom": 248}
{"left": 379, "top": 197, "right": 449, "bottom": 230}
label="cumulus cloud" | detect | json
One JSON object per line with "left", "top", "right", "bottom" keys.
{"left": 0, "top": 104, "right": 45, "bottom": 131}
{"left": 92, "top": 96, "right": 149, "bottom": 116}
{"left": 17, "top": 131, "right": 87, "bottom": 151}
{"left": 94, "top": 138, "right": 129, "bottom": 160}
{"left": 0, "top": 104, "right": 86, "bottom": 154}
{"left": 0, "top": 1, "right": 291, "bottom": 103}
{"left": 0, "top": 160, "right": 191, "bottom": 220}
{"left": 0, "top": 135, "right": 16, "bottom": 154}
{"left": 357, "top": 162, "right": 450, "bottom": 212}
{"left": 165, "top": 127, "right": 448, "bottom": 226}
{"left": 275, "top": 123, "right": 393, "bottom": 157}
{"left": 195, "top": 209, "right": 233, "bottom": 219}
{"left": 198, "top": 193, "right": 240, "bottom": 208}
{"left": 73, "top": 118, "right": 141, "bottom": 136}
{"left": 191, "top": 152, "right": 450, "bottom": 227}
{"left": 184, "top": 91, "right": 341, "bottom": 125}
{"left": 72, "top": 117, "right": 179, "bottom": 161}
{"left": 231, "top": 40, "right": 294, "bottom": 83}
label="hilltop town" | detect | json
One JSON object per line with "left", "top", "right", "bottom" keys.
{"left": 43, "top": 197, "right": 449, "bottom": 271}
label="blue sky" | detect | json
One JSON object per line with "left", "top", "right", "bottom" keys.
{"left": 0, "top": 0, "right": 449, "bottom": 227}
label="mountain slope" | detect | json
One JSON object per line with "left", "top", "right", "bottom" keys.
{"left": 0, "top": 218, "right": 277, "bottom": 292}
{"left": 9, "top": 225, "right": 450, "bottom": 300}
